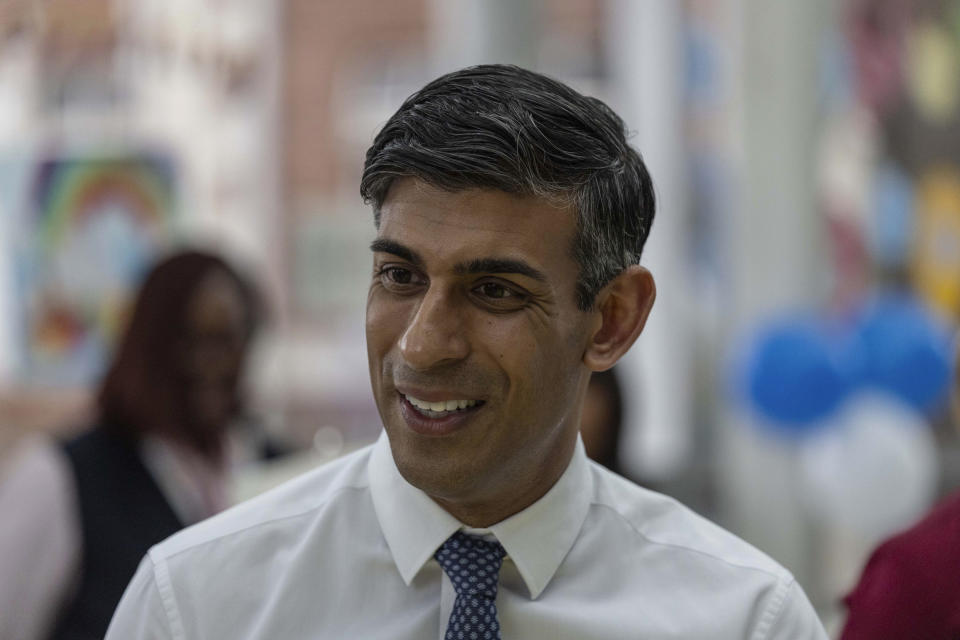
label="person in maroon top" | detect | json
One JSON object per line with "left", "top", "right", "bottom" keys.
{"left": 840, "top": 488, "right": 960, "bottom": 639}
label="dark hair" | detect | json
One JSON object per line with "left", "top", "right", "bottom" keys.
{"left": 585, "top": 367, "right": 624, "bottom": 473}
{"left": 361, "top": 64, "right": 656, "bottom": 310}
{"left": 97, "top": 250, "right": 261, "bottom": 459}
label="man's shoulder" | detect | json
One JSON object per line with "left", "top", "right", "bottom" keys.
{"left": 589, "top": 463, "right": 794, "bottom": 584}
{"left": 149, "top": 442, "right": 376, "bottom": 564}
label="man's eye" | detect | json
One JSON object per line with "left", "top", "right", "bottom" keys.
{"left": 477, "top": 282, "right": 514, "bottom": 299}
{"left": 383, "top": 267, "right": 413, "bottom": 284}
{"left": 473, "top": 282, "right": 530, "bottom": 311}
{"left": 377, "top": 266, "right": 422, "bottom": 290}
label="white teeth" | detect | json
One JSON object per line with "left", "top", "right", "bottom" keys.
{"left": 405, "top": 395, "right": 478, "bottom": 414}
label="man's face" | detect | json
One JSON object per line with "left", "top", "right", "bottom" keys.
{"left": 366, "top": 178, "right": 594, "bottom": 524}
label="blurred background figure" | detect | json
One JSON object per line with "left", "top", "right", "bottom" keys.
{"left": 836, "top": 337, "right": 960, "bottom": 639}
{"left": 839, "top": 485, "right": 960, "bottom": 639}
{"left": 0, "top": 250, "right": 270, "bottom": 640}
{"left": 580, "top": 368, "right": 624, "bottom": 475}
{"left": 2, "top": 1, "right": 960, "bottom": 637}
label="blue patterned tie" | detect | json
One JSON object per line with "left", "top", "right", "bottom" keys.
{"left": 434, "top": 531, "right": 507, "bottom": 640}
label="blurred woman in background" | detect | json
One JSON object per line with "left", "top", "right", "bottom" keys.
{"left": 0, "top": 250, "right": 265, "bottom": 640}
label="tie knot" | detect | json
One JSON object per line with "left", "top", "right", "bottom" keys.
{"left": 434, "top": 531, "right": 506, "bottom": 599}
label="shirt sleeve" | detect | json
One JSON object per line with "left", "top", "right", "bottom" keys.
{"left": 105, "top": 556, "right": 177, "bottom": 640}
{"left": 755, "top": 577, "right": 829, "bottom": 640}
{"left": 0, "top": 439, "right": 81, "bottom": 640}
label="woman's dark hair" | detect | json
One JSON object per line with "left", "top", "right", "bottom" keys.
{"left": 361, "top": 64, "right": 656, "bottom": 310}
{"left": 97, "top": 250, "right": 261, "bottom": 459}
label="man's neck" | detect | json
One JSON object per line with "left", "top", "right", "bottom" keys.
{"left": 431, "top": 435, "right": 578, "bottom": 528}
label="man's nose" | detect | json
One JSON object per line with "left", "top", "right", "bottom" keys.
{"left": 398, "top": 287, "right": 470, "bottom": 370}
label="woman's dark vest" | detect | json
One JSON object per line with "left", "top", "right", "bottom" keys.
{"left": 50, "top": 427, "right": 184, "bottom": 640}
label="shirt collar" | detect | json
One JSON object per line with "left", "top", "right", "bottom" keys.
{"left": 368, "top": 430, "right": 593, "bottom": 600}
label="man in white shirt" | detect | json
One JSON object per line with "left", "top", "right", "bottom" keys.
{"left": 107, "top": 64, "right": 827, "bottom": 639}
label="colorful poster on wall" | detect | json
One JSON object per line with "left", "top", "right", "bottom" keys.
{"left": 912, "top": 166, "right": 960, "bottom": 320}
{"left": 16, "top": 153, "right": 177, "bottom": 386}
{"left": 819, "top": 0, "right": 960, "bottom": 321}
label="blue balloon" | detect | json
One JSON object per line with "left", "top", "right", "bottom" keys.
{"left": 855, "top": 293, "right": 953, "bottom": 413}
{"left": 736, "top": 316, "right": 855, "bottom": 432}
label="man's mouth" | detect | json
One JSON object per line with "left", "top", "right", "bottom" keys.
{"left": 403, "top": 394, "right": 483, "bottom": 419}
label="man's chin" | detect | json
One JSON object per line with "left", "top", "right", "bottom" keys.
{"left": 401, "top": 471, "right": 485, "bottom": 512}
{"left": 388, "top": 432, "right": 480, "bottom": 493}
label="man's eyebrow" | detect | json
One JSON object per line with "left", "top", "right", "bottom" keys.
{"left": 370, "top": 239, "right": 422, "bottom": 266}
{"left": 455, "top": 258, "right": 548, "bottom": 283}
{"left": 370, "top": 240, "right": 548, "bottom": 283}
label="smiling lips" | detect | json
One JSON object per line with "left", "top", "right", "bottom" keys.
{"left": 403, "top": 394, "right": 482, "bottom": 418}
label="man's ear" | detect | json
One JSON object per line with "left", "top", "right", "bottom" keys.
{"left": 583, "top": 266, "right": 656, "bottom": 371}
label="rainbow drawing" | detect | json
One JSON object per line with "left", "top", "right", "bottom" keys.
{"left": 30, "top": 154, "right": 176, "bottom": 252}
{"left": 19, "top": 153, "right": 178, "bottom": 386}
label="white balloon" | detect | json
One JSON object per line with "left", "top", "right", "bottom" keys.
{"left": 799, "top": 391, "right": 939, "bottom": 539}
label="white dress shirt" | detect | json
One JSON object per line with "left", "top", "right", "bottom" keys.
{"left": 107, "top": 432, "right": 827, "bottom": 639}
